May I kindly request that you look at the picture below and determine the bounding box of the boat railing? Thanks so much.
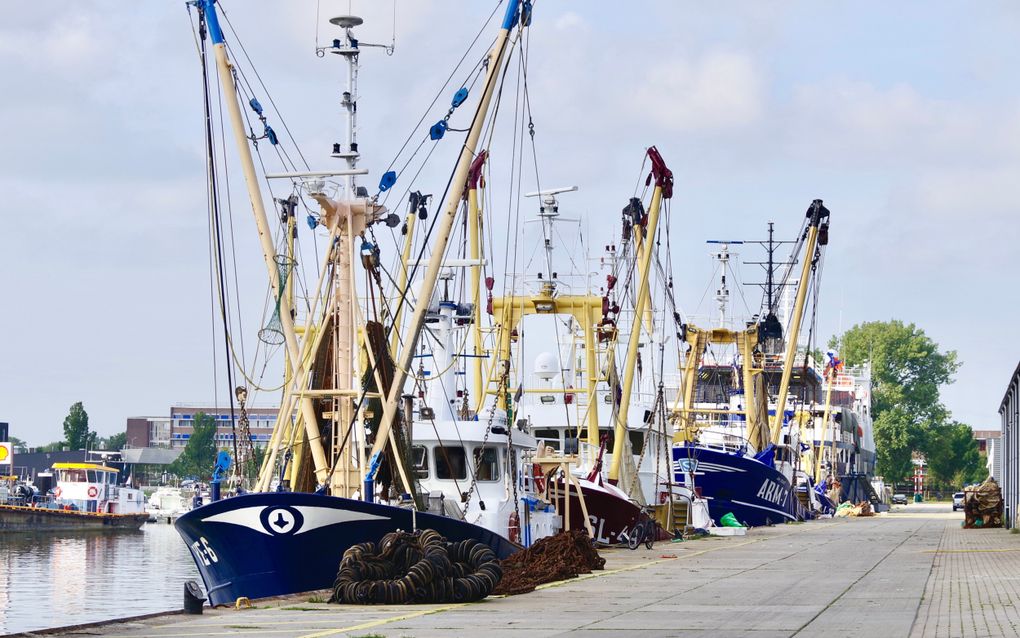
[690,425,754,456]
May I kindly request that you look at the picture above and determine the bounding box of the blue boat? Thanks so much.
[673,444,803,527]
[175,492,519,606]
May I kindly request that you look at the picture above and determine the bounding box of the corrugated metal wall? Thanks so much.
[1000,362,1020,529]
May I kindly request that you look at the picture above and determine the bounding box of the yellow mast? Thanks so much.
[390,204,418,357]
[608,147,673,483]
[205,11,331,483]
[815,366,835,481]
[467,152,488,407]
[769,200,830,446]
[368,1,525,477]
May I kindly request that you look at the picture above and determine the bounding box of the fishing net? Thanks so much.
[493,529,606,596]
[258,254,296,345]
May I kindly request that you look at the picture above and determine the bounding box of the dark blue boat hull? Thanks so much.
[174,492,519,606]
[672,445,802,527]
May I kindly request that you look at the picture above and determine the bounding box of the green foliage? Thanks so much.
[8,436,28,453]
[169,413,218,480]
[923,421,985,489]
[96,432,127,451]
[833,320,961,484]
[835,320,958,422]
[62,401,96,450]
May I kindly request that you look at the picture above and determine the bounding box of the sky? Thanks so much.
[1,1,1018,446]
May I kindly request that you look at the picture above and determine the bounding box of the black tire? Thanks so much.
[644,525,655,550]
[627,522,642,550]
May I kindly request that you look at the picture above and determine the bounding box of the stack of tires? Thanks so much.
[330,529,502,604]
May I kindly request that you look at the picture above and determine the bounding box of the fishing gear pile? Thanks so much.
[493,529,606,596]
[329,529,502,604]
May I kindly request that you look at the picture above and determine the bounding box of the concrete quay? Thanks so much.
[28,503,1020,638]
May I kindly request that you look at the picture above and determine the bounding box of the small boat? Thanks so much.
[0,463,147,532]
[146,486,192,523]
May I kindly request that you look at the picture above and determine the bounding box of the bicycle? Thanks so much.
[619,506,657,550]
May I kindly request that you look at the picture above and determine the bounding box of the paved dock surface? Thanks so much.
[26,503,1020,638]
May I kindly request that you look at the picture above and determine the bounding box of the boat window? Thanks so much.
[87,470,98,483]
[435,446,467,480]
[540,395,556,404]
[629,431,645,456]
[533,428,560,451]
[411,445,429,479]
[473,447,500,482]
[61,469,86,483]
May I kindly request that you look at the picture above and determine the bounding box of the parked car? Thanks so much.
[892,493,908,505]
[953,492,965,511]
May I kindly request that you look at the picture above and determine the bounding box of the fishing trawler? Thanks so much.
[670,202,832,527]
[174,0,560,606]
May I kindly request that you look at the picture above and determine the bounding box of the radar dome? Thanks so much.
[534,352,559,381]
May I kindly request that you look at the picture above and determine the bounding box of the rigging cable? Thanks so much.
[198,10,241,470]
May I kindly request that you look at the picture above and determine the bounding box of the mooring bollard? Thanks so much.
[184,580,207,614]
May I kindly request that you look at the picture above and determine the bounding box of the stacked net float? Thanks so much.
[330,529,503,604]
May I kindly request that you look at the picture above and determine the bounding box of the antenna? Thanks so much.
[706,240,743,328]
[524,186,579,290]
[321,10,395,197]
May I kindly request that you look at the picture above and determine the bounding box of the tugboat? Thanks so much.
[0,462,147,532]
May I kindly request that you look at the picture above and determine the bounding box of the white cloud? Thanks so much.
[634,51,764,133]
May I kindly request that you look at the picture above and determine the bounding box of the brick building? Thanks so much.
[126,405,279,449]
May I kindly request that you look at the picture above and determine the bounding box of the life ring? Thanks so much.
[88,486,98,498]
[54,487,62,498]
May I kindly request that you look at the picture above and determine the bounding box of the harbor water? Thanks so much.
[0,523,199,635]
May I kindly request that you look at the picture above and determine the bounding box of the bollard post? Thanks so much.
[184,580,207,614]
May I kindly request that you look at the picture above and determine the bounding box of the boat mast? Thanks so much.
[367,1,526,487]
[198,0,331,481]
[769,200,830,445]
[608,147,673,483]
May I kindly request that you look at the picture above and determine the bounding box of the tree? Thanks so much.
[96,432,127,451]
[924,421,986,489]
[8,436,28,453]
[62,402,97,450]
[833,320,961,484]
[169,412,218,480]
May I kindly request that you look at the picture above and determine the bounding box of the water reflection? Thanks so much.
[0,523,199,635]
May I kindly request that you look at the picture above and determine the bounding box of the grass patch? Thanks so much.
[280,606,329,611]
[1010,527,1019,535]
[306,594,327,603]
[226,626,261,630]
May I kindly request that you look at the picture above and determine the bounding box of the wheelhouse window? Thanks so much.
[473,447,500,482]
[60,469,86,482]
[435,446,467,480]
[533,429,560,451]
[411,445,429,479]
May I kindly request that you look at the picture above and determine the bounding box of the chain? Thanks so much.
[235,386,257,487]
[462,359,510,512]
[508,408,520,524]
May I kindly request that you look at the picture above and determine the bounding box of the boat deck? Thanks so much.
[32,503,1016,637]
